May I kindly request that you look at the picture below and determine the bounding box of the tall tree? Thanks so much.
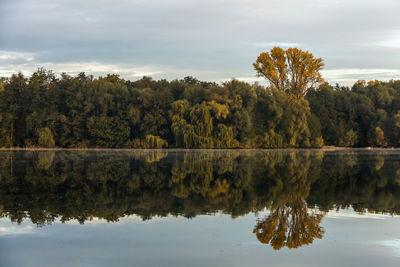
[253,47,324,98]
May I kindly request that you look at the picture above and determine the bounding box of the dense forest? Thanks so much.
[1,150,400,249]
[1,48,400,148]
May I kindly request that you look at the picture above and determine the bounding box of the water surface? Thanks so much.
[1,149,400,266]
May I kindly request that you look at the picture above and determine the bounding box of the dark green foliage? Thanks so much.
[1,69,400,148]
[87,116,130,148]
[307,80,400,147]
[1,150,400,241]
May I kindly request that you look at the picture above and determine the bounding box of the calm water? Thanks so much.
[1,149,400,266]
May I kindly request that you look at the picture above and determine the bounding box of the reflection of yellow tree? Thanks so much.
[253,151,325,250]
[261,151,322,209]
[253,199,325,250]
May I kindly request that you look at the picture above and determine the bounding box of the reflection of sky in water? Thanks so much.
[0,224,34,236]
[1,150,400,266]
[326,208,391,220]
[379,240,400,256]
[1,208,400,267]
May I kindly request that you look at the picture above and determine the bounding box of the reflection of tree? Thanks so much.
[36,151,55,170]
[1,149,400,233]
[132,150,168,163]
[252,151,325,250]
[253,199,325,250]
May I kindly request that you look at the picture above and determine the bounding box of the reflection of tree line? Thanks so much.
[1,150,400,249]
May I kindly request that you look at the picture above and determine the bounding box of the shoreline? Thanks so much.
[0,146,397,151]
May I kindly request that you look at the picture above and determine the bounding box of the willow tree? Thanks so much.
[253,47,324,98]
[37,127,55,147]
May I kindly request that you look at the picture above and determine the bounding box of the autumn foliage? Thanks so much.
[253,47,324,98]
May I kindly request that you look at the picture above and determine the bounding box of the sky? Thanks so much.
[2,211,400,267]
[1,0,400,85]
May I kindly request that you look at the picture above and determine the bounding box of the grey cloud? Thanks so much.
[1,0,400,84]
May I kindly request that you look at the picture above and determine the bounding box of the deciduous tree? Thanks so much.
[253,47,324,98]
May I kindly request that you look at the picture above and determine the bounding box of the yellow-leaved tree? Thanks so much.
[253,47,324,98]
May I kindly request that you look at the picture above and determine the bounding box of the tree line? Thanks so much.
[1,47,400,148]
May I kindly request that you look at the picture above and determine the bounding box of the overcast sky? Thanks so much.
[1,0,400,85]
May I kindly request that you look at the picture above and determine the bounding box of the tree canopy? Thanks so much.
[253,47,324,98]
[1,49,400,148]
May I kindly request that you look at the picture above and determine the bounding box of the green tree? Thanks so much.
[374,127,387,147]
[339,130,358,147]
[87,116,130,147]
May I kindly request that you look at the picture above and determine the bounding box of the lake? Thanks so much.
[1,149,400,266]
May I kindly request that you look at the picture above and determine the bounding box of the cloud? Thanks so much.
[245,42,301,48]
[0,50,229,81]
[0,51,35,61]
[2,48,399,86]
[227,69,400,87]
[0,50,162,78]
[226,76,263,83]
[376,33,400,48]
[1,0,400,83]
[322,69,400,85]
